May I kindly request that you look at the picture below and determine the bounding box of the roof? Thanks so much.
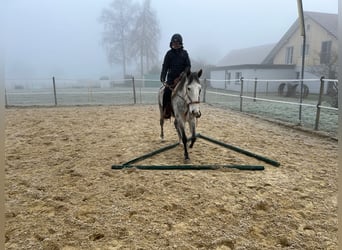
[262,11,337,64]
[216,44,275,66]
[210,64,295,72]
[306,11,337,38]
[216,12,337,67]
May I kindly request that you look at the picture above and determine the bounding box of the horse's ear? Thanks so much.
[198,69,202,78]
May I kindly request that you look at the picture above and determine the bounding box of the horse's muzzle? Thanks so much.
[193,110,201,118]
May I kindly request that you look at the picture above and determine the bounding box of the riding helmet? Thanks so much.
[170,33,183,47]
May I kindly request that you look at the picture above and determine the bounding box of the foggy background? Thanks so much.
[4,0,338,79]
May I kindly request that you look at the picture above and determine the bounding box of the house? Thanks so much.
[263,11,338,77]
[209,11,338,95]
[217,44,276,66]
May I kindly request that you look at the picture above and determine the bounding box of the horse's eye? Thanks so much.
[187,87,191,91]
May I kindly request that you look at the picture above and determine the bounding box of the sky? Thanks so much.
[4,0,338,79]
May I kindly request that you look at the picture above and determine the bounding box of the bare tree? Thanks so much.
[308,50,338,79]
[99,0,139,78]
[130,0,160,77]
[307,49,338,107]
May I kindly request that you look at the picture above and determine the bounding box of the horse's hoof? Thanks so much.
[184,158,191,164]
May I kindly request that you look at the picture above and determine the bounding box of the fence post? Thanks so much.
[132,76,136,104]
[203,78,207,103]
[253,77,257,102]
[314,76,325,130]
[52,76,57,106]
[5,88,8,107]
[240,77,244,112]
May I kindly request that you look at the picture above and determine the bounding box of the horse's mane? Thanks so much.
[171,72,187,97]
[171,68,199,98]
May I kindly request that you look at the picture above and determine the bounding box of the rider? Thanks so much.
[160,33,191,118]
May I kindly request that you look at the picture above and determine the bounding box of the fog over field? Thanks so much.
[4,0,338,79]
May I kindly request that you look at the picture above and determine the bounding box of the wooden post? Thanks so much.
[52,76,57,106]
[314,76,325,130]
[253,77,257,102]
[203,78,207,103]
[5,88,8,107]
[132,76,136,104]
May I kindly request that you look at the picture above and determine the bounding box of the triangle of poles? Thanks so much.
[111,133,280,171]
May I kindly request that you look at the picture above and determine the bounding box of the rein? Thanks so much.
[162,82,174,89]
[162,75,181,90]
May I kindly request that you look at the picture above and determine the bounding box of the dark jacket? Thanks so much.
[160,47,191,85]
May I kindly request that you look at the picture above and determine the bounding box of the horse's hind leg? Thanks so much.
[159,89,165,141]
[160,117,164,140]
[159,102,165,140]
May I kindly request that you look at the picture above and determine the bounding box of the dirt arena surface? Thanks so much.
[5,104,337,249]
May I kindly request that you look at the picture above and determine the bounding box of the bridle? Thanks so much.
[163,76,201,118]
[176,83,201,118]
[177,91,200,106]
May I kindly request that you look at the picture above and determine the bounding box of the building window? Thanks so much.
[285,46,293,64]
[235,72,242,85]
[320,41,332,64]
[301,44,309,56]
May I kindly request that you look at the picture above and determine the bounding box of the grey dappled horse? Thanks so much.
[158,68,203,161]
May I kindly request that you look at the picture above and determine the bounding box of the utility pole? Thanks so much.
[297,0,306,125]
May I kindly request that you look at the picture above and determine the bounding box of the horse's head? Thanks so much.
[184,68,202,118]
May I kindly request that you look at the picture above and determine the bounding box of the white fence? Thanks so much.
[203,76,338,137]
[4,76,338,137]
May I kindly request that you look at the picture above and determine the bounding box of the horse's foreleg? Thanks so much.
[174,119,182,145]
[180,128,189,160]
[175,118,189,160]
[189,119,197,148]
